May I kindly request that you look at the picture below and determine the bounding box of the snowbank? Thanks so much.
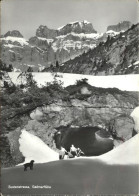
[18,129,58,165]
[9,72,139,92]
[90,134,139,165]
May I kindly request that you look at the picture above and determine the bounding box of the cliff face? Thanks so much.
[58,24,139,75]
[36,25,58,38]
[1,80,138,167]
[0,35,50,71]
[29,91,136,128]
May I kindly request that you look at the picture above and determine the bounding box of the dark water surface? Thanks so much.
[55,127,113,155]
[1,159,138,195]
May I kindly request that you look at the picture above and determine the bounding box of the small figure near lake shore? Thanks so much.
[70,144,77,157]
[59,147,68,160]
[76,147,84,157]
[59,145,84,159]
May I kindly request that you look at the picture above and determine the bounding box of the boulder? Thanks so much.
[108,115,135,147]
[25,120,58,151]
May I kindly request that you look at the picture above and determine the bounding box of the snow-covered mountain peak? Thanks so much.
[68,20,91,26]
[83,20,91,24]
[57,20,97,35]
[58,20,91,30]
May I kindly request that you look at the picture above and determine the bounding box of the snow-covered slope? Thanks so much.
[18,129,58,164]
[90,134,139,165]
[9,72,139,92]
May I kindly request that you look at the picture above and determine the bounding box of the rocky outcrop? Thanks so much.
[7,128,24,165]
[29,97,136,128]
[29,36,52,50]
[108,115,135,147]
[25,120,58,151]
[4,30,23,38]
[107,21,132,32]
[1,41,49,72]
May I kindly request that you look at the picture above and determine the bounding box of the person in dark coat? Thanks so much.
[77,148,84,157]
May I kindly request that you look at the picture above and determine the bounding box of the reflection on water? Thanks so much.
[54,126,114,156]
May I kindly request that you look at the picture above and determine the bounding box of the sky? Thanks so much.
[1,0,139,39]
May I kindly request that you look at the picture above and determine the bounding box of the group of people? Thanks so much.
[59,144,84,160]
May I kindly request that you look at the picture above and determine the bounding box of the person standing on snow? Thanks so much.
[59,147,68,160]
[70,144,77,157]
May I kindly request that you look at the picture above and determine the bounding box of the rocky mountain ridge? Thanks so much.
[0,20,134,72]
[54,23,139,75]
[36,20,97,38]
[107,21,132,32]
[3,30,24,38]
